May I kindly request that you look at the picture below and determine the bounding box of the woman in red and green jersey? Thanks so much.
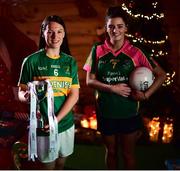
[84,6,166,170]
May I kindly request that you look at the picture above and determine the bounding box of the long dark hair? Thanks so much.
[39,15,71,55]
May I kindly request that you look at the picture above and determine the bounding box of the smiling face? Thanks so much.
[43,21,65,50]
[106,17,127,44]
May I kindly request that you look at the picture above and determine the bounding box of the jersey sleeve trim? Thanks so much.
[71,84,80,88]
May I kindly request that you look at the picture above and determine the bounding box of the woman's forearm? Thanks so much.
[56,88,79,122]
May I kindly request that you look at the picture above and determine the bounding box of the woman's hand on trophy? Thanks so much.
[24,90,30,103]
[42,124,50,133]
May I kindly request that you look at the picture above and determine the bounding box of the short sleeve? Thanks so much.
[83,44,97,74]
[140,50,157,69]
[71,59,80,88]
[17,57,33,87]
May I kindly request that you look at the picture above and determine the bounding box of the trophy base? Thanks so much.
[37,128,50,136]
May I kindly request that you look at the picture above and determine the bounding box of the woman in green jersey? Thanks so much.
[18,15,79,170]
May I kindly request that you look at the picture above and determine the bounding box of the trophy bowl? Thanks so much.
[33,81,48,102]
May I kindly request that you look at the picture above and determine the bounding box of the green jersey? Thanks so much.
[18,49,80,133]
[83,40,156,119]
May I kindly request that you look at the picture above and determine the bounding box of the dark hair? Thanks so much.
[105,6,128,25]
[39,15,71,55]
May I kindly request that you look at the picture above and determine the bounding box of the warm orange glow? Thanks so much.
[89,116,97,130]
[148,117,160,142]
[80,114,97,130]
[147,117,174,143]
[162,122,173,143]
[80,119,89,128]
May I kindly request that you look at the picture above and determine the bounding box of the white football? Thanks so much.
[129,67,154,91]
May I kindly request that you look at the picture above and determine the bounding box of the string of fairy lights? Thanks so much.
[122,1,175,86]
[125,33,168,46]
[121,2,164,20]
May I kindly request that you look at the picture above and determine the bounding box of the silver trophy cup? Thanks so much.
[32,80,48,129]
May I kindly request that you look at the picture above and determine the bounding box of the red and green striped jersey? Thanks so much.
[83,39,156,119]
[18,49,80,133]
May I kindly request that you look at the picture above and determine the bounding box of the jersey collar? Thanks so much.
[104,39,130,57]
